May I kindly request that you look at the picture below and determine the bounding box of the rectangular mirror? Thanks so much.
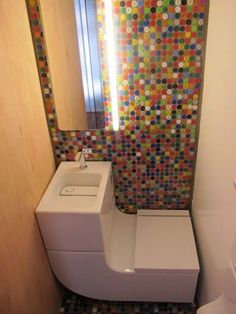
[40,0,105,130]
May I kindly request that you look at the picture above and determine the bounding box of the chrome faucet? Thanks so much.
[74,148,92,169]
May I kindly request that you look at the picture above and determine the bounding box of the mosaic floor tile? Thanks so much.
[60,290,197,314]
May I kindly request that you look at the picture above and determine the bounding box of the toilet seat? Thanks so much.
[134,210,199,273]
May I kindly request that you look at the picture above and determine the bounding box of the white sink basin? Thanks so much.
[37,161,111,213]
[36,161,114,251]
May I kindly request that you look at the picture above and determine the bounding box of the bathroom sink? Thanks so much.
[37,161,112,213]
[57,172,101,196]
[36,161,113,251]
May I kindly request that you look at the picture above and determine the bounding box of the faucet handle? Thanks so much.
[74,151,87,169]
[74,151,82,162]
[74,148,92,163]
[82,148,93,155]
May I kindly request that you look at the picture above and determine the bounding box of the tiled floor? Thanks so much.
[60,290,197,314]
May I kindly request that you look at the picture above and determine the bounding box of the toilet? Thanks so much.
[36,161,199,302]
[197,240,236,313]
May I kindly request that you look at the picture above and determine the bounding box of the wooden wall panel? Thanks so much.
[0,1,61,313]
[40,0,87,130]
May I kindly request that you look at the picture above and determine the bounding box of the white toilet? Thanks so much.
[36,161,199,302]
[197,241,236,313]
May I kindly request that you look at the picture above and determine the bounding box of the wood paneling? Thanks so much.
[40,0,87,130]
[0,1,61,313]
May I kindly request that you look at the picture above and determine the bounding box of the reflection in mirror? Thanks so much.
[74,0,104,129]
[40,0,105,130]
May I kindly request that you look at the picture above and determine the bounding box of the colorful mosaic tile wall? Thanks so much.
[27,0,208,213]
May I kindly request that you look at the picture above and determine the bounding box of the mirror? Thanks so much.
[40,0,105,130]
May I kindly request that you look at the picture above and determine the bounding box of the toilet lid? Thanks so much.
[134,212,200,273]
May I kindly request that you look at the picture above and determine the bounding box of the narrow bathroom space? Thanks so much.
[1,0,236,313]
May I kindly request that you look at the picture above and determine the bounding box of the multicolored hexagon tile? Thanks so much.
[60,289,197,313]
[26,0,208,213]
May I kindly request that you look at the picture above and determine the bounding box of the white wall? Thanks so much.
[192,0,236,306]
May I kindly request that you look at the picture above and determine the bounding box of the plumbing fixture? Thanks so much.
[74,148,92,169]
